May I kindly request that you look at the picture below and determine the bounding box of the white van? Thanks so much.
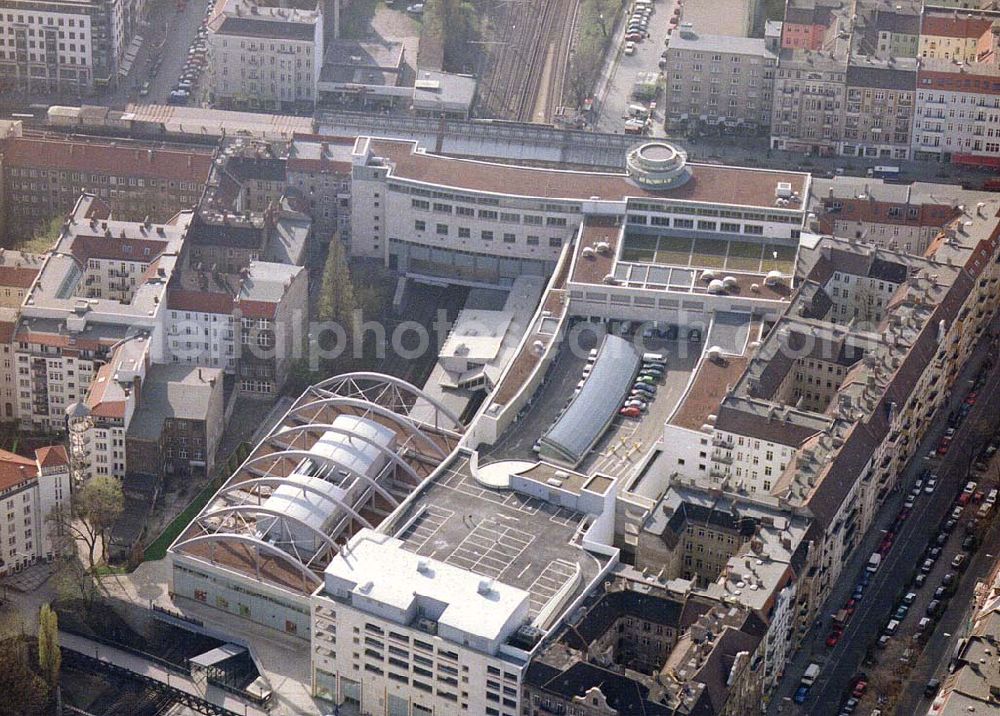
[801,663,820,686]
[866,552,882,573]
[643,352,666,363]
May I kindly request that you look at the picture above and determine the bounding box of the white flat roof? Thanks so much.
[440,309,514,364]
[323,530,530,649]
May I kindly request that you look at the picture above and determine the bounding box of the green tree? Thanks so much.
[317,236,356,328]
[36,603,60,686]
[422,0,479,71]
[0,635,50,715]
[49,476,124,571]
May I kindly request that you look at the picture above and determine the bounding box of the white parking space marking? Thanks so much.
[527,559,579,616]
[445,521,535,580]
[399,506,454,553]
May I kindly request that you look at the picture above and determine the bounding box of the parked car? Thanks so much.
[406,3,425,13]
[925,679,941,697]
[794,685,810,704]
[620,406,641,418]
[920,559,935,574]
[962,534,978,551]
[925,477,938,493]
[952,553,967,570]
[826,627,843,647]
[623,41,637,55]
[914,573,928,588]
[893,605,908,621]
[952,505,965,520]
[926,600,942,616]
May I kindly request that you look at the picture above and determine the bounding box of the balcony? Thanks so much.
[712,450,734,464]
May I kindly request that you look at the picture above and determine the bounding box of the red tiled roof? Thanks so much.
[237,299,276,319]
[0,265,40,289]
[14,331,114,351]
[69,235,170,263]
[370,139,810,209]
[921,14,993,38]
[85,363,125,419]
[0,448,37,492]
[1,136,214,182]
[35,445,68,469]
[168,289,235,314]
[916,69,1000,96]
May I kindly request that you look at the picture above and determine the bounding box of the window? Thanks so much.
[436,224,448,235]
[481,230,494,241]
[458,227,470,238]
[414,220,425,231]
[503,233,515,244]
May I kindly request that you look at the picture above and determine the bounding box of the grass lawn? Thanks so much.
[142,479,219,561]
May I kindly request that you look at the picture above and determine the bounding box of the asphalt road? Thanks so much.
[593,0,679,134]
[898,459,1000,713]
[769,322,1000,715]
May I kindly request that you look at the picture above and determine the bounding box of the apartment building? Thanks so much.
[770,49,849,154]
[0,0,129,94]
[285,133,353,241]
[912,58,1000,168]
[164,261,306,395]
[853,2,921,60]
[0,445,69,575]
[918,10,998,63]
[841,60,916,159]
[235,261,306,395]
[781,0,838,50]
[0,131,212,237]
[810,176,963,254]
[664,29,777,135]
[204,0,323,111]
[16,194,189,435]
[524,572,769,716]
[125,363,224,479]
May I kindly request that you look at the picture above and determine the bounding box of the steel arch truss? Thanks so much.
[312,372,463,434]
[266,422,424,489]
[172,533,323,591]
[194,504,340,570]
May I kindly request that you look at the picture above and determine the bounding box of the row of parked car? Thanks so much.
[623,0,654,56]
[168,2,211,104]
[619,353,667,418]
[799,365,996,712]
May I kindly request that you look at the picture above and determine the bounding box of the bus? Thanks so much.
[868,165,901,180]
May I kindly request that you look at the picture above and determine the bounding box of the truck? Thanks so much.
[866,552,882,573]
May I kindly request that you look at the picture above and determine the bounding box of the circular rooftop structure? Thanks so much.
[626,141,692,190]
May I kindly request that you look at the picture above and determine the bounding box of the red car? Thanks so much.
[844,599,857,617]
[852,679,868,699]
[620,406,641,418]
[625,32,643,41]
[937,438,951,455]
[826,628,843,647]
[878,536,893,555]
[958,492,971,506]
[966,392,978,405]
[898,507,911,521]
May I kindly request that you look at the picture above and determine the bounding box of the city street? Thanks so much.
[768,319,1000,715]
[897,458,1000,713]
[592,0,678,134]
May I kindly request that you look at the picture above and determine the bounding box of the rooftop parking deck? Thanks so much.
[387,455,607,620]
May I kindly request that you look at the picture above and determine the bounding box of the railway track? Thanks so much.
[477,0,578,123]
